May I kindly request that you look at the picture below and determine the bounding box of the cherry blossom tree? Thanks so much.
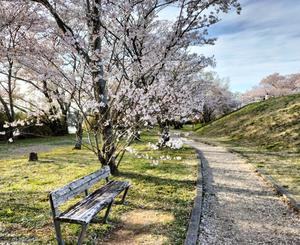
[200,72,239,123]
[144,50,212,146]
[243,72,300,103]
[0,1,74,138]
[0,2,42,138]
[0,0,241,173]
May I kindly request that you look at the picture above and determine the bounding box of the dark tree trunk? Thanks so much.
[73,112,83,150]
[5,128,14,140]
[92,61,117,174]
[98,148,118,175]
[102,120,117,175]
[108,156,118,175]
[7,60,15,122]
[47,117,68,136]
[61,111,69,135]
[0,60,15,140]
[202,104,214,124]
[158,120,170,148]
[173,121,183,129]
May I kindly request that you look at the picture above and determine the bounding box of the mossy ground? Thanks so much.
[0,131,197,244]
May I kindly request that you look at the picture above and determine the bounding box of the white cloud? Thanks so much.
[195,0,300,92]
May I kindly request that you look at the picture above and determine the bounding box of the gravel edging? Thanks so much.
[252,165,299,213]
[225,147,300,213]
[184,149,203,245]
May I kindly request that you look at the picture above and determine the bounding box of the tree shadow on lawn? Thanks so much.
[119,171,195,188]
[0,180,193,245]
[0,153,195,244]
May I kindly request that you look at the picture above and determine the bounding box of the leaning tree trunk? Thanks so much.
[87,2,118,175]
[92,52,118,174]
[5,125,14,140]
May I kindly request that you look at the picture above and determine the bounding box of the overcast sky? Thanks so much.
[160,0,300,92]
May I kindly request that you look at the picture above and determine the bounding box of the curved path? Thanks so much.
[185,139,300,245]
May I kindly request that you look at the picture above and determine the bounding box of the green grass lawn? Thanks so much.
[0,131,197,244]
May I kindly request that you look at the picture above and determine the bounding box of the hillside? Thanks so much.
[197,94,300,152]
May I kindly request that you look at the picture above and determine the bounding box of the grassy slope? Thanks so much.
[197,94,300,152]
[0,132,197,244]
[195,94,300,202]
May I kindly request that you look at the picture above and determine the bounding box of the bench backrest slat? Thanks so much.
[50,166,110,208]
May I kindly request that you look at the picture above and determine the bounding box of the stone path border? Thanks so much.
[253,166,300,212]
[184,150,203,245]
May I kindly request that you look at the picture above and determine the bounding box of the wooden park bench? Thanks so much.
[49,166,130,245]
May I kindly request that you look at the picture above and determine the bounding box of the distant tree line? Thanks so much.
[242,72,300,104]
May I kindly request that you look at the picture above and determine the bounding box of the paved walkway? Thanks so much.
[185,139,300,245]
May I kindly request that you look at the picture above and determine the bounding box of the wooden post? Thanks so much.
[29,152,38,161]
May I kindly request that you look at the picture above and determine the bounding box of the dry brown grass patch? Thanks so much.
[99,209,174,245]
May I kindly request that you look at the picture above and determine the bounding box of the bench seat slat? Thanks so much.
[57,180,130,224]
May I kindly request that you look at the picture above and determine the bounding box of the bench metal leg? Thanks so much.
[77,224,88,245]
[103,201,113,224]
[90,217,102,224]
[53,220,64,245]
[121,186,130,204]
